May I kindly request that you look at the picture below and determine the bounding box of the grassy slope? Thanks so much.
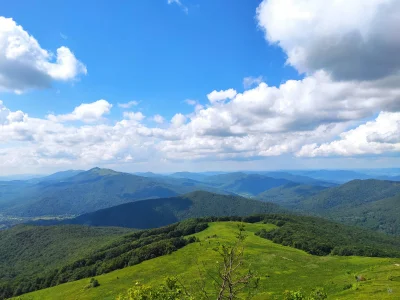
[21,222,400,300]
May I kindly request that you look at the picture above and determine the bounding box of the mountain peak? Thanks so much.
[87,167,120,176]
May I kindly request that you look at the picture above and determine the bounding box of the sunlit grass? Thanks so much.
[20,222,400,299]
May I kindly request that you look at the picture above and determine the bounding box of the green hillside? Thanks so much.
[257,183,327,206]
[0,220,207,299]
[38,191,282,229]
[0,225,132,298]
[19,221,400,300]
[330,194,400,235]
[271,179,400,235]
[299,179,400,213]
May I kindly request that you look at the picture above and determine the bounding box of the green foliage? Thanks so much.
[0,219,208,299]
[283,288,326,300]
[17,221,400,300]
[308,287,327,300]
[330,194,400,235]
[0,225,131,299]
[89,278,99,288]
[116,278,193,300]
[255,214,400,257]
[283,290,306,300]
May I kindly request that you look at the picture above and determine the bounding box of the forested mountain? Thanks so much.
[257,182,328,206]
[0,168,229,218]
[289,170,373,183]
[248,171,336,187]
[202,172,294,196]
[298,179,400,213]
[329,194,400,235]
[261,179,400,235]
[35,170,84,182]
[0,225,132,298]
[31,191,282,229]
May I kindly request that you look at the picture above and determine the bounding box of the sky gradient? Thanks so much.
[0,0,399,175]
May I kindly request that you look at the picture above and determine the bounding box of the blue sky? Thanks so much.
[0,0,399,175]
[1,0,299,120]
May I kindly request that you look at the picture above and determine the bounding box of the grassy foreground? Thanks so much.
[19,222,400,299]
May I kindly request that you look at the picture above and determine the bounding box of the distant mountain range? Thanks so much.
[268,179,400,235]
[30,191,283,229]
[0,168,336,219]
[2,167,400,236]
[0,168,229,217]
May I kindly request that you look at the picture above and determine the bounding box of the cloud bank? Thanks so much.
[1,0,400,172]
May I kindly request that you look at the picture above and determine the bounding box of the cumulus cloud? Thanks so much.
[153,114,165,124]
[207,89,237,104]
[171,113,187,128]
[297,112,400,157]
[123,111,145,122]
[118,101,139,109]
[257,0,400,80]
[0,17,87,93]
[47,100,112,123]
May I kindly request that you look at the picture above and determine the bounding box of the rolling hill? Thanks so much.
[329,194,400,235]
[257,182,328,206]
[0,168,229,218]
[272,179,400,235]
[31,191,283,229]
[289,170,373,183]
[249,171,336,187]
[298,179,400,213]
[203,172,293,196]
[0,224,133,299]
[15,217,400,300]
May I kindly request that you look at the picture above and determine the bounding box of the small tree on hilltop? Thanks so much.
[199,223,259,300]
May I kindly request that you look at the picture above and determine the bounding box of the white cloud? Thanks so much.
[0,17,87,93]
[256,0,400,80]
[118,101,139,109]
[153,114,165,124]
[123,111,145,122]
[185,99,197,106]
[171,113,187,128]
[60,33,68,40]
[207,89,237,104]
[167,0,188,14]
[297,112,400,157]
[47,100,112,123]
[185,99,204,112]
[243,76,263,89]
